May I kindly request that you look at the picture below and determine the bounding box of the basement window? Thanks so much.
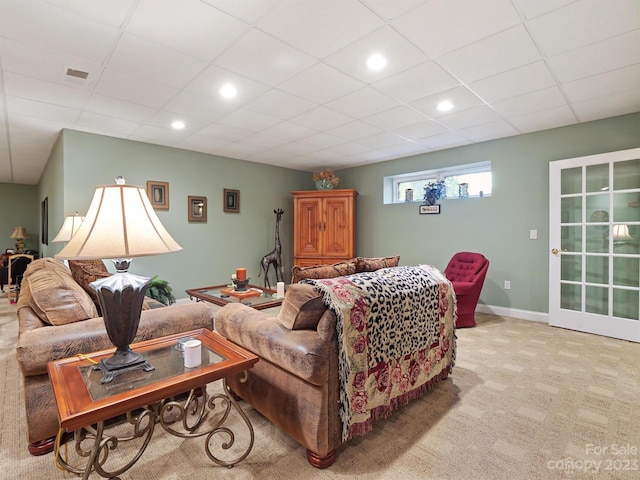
[384,161,492,204]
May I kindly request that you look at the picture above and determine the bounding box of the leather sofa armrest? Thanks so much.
[17,302,213,376]
[215,303,335,386]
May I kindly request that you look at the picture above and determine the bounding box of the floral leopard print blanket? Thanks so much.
[305,265,457,441]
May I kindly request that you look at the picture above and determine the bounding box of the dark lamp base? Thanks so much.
[93,348,155,384]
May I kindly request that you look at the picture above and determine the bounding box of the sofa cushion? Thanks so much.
[277,283,326,330]
[23,266,98,326]
[355,255,400,273]
[68,260,112,311]
[291,260,356,284]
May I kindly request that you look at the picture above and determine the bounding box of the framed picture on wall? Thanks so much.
[188,196,207,222]
[146,181,169,210]
[41,197,48,245]
[224,189,239,213]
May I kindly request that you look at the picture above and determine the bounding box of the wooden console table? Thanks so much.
[48,329,258,479]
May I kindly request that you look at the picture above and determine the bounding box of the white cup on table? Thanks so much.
[183,339,202,368]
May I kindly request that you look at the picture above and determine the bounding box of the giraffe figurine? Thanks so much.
[259,208,285,288]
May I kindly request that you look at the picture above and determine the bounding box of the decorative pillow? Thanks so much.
[22,257,69,280]
[24,266,98,326]
[277,283,326,330]
[355,256,400,273]
[291,260,356,284]
[68,260,112,311]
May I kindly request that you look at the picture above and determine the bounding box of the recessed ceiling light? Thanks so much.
[437,100,454,112]
[220,83,237,99]
[366,53,387,71]
[171,120,185,130]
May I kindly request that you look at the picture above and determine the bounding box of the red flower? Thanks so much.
[353,371,366,390]
[352,334,366,354]
[409,360,420,385]
[352,391,368,414]
[350,299,366,331]
[392,363,402,384]
[374,364,389,392]
[399,374,409,393]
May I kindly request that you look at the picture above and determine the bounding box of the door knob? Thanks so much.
[551,248,567,254]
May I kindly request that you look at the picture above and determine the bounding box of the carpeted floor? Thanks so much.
[1,294,639,479]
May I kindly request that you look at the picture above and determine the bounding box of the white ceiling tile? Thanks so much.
[127,0,248,62]
[239,133,290,150]
[514,0,575,19]
[215,29,316,86]
[255,0,384,58]
[261,121,316,142]
[0,39,103,89]
[392,121,450,141]
[491,87,567,118]
[244,89,316,121]
[106,34,207,89]
[326,121,383,141]
[321,141,371,157]
[215,142,265,158]
[277,64,364,104]
[128,125,188,146]
[41,0,134,27]
[572,88,640,122]
[411,86,485,118]
[363,105,427,130]
[360,0,426,20]
[218,108,282,132]
[145,110,211,134]
[437,25,542,83]
[291,106,353,130]
[75,111,141,135]
[468,61,557,103]
[326,87,397,118]
[177,134,230,152]
[5,96,80,124]
[84,94,156,123]
[163,91,235,123]
[0,0,119,63]
[527,0,640,57]
[94,69,178,108]
[324,26,429,83]
[507,105,577,132]
[437,106,503,130]
[563,65,640,103]
[185,65,271,106]
[548,30,640,83]
[202,0,286,24]
[195,122,253,143]
[3,72,90,108]
[392,0,522,58]
[457,120,520,142]
[357,132,411,149]
[416,132,471,149]
[298,132,347,150]
[372,62,461,103]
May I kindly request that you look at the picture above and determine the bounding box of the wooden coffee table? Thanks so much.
[48,329,258,479]
[186,284,284,310]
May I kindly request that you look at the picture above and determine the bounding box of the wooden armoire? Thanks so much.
[292,189,358,267]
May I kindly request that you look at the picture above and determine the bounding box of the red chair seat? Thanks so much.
[444,252,489,328]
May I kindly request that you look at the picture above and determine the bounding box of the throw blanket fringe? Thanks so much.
[306,265,456,441]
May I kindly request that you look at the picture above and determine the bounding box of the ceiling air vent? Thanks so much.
[65,68,89,80]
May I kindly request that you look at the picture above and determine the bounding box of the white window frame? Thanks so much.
[384,161,492,204]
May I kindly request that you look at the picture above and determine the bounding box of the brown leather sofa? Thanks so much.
[215,259,456,468]
[15,258,214,455]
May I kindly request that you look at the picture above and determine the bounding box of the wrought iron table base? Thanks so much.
[55,379,254,480]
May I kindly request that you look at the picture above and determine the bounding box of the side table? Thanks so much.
[48,329,258,479]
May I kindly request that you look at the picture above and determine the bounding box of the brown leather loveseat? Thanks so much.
[15,258,214,455]
[215,258,456,468]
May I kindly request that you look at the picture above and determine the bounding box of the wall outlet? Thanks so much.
[504,280,511,290]
[529,229,538,239]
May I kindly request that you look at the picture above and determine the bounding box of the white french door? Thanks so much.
[549,148,640,342]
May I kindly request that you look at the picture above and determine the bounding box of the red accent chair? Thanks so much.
[444,252,489,328]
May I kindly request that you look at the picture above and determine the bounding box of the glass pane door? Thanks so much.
[549,148,640,342]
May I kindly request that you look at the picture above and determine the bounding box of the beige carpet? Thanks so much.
[1,295,639,480]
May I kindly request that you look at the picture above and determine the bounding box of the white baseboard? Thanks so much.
[476,304,549,323]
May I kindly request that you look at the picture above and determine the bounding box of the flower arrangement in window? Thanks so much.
[313,168,340,190]
[423,180,446,205]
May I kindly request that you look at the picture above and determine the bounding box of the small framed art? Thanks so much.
[419,204,440,215]
[224,189,240,213]
[188,196,207,222]
[147,181,169,210]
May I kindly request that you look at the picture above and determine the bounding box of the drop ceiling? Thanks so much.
[0,0,639,185]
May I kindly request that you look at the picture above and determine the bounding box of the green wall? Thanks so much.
[0,183,39,253]
[339,112,640,316]
[51,130,310,296]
